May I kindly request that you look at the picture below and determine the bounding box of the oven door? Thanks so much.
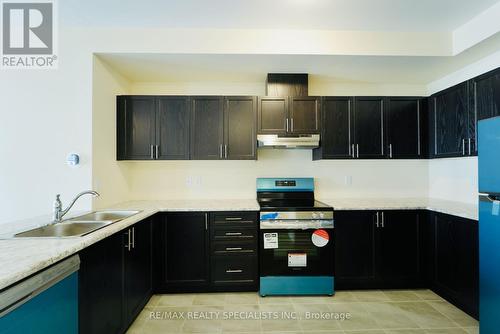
[260,227,334,277]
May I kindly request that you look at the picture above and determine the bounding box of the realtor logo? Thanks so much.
[1,0,58,69]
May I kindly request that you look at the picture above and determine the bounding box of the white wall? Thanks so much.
[92,57,132,208]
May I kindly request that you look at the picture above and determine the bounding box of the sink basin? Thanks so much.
[68,210,141,223]
[14,222,112,238]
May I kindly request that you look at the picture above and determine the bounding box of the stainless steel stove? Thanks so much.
[257,177,334,296]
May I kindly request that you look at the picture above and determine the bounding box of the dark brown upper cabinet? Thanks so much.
[352,97,385,159]
[257,96,320,135]
[190,96,224,160]
[385,97,423,159]
[117,96,190,160]
[224,96,257,160]
[313,97,353,160]
[471,67,500,144]
[191,96,257,160]
[430,82,476,158]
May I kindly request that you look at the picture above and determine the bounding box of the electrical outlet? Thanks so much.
[344,176,353,186]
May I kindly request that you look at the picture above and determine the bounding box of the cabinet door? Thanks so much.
[117,96,156,160]
[156,97,190,160]
[377,210,421,286]
[335,211,377,289]
[385,98,422,158]
[163,213,209,289]
[224,96,256,160]
[124,221,152,327]
[314,97,353,159]
[257,97,288,134]
[432,82,469,157]
[289,97,320,134]
[433,213,478,317]
[353,97,384,158]
[191,97,224,160]
[79,233,124,334]
[473,68,500,121]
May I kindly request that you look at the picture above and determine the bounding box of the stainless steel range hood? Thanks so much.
[257,134,320,149]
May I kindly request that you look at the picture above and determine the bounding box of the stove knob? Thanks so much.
[312,213,318,219]
[319,212,325,219]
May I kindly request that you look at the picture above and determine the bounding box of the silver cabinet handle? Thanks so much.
[155,145,159,159]
[150,145,154,159]
[132,227,136,249]
[381,212,385,228]
[389,144,393,158]
[219,144,223,159]
[205,213,208,230]
[468,138,471,156]
[226,247,243,251]
[226,269,243,273]
[375,212,379,228]
[356,144,359,158]
[351,144,355,158]
[290,118,294,132]
[286,118,289,132]
[462,139,466,155]
[225,232,242,236]
[125,229,131,251]
[224,144,228,159]
[225,217,242,221]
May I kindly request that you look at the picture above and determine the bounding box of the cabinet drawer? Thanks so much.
[211,255,257,285]
[211,227,257,241]
[212,240,257,255]
[211,212,258,228]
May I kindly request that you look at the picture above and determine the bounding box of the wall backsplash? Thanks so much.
[117,150,429,201]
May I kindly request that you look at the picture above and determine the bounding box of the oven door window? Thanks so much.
[260,229,334,276]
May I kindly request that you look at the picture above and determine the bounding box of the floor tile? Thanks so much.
[382,290,421,301]
[331,291,358,303]
[426,301,478,327]
[391,302,459,329]
[351,290,390,302]
[329,302,381,331]
[193,293,227,306]
[156,293,196,307]
[384,330,426,334]
[225,292,260,305]
[412,290,443,301]
[361,301,420,329]
[424,328,468,333]
[259,295,293,304]
[462,327,479,334]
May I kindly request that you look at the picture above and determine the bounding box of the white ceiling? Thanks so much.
[62,0,499,32]
[98,30,500,85]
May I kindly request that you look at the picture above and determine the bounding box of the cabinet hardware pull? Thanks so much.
[205,213,208,230]
[291,118,294,131]
[226,269,243,273]
[375,212,379,228]
[389,144,393,158]
[462,139,465,155]
[225,232,242,236]
[155,145,159,159]
[351,144,355,158]
[225,217,242,221]
[150,145,154,159]
[286,118,289,132]
[125,229,131,251]
[468,138,471,156]
[226,247,242,251]
[356,144,359,158]
[219,144,223,159]
[381,212,385,228]
[132,227,135,249]
[224,144,228,159]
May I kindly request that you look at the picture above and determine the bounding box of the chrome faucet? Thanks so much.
[53,190,100,223]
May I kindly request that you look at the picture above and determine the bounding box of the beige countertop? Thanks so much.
[0,197,477,291]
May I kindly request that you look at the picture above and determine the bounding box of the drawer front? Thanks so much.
[212,227,257,241]
[212,240,257,255]
[211,212,258,228]
[211,255,257,284]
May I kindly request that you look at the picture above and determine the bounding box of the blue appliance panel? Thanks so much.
[260,276,334,296]
[478,116,500,194]
[0,272,78,334]
[256,178,314,192]
[479,197,500,334]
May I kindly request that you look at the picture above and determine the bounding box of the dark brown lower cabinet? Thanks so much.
[79,219,152,334]
[335,210,422,289]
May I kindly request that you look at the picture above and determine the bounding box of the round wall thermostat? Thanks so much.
[66,154,80,166]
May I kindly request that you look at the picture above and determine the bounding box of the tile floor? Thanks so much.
[126,290,479,334]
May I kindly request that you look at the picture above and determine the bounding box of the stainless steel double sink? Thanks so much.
[14,211,141,238]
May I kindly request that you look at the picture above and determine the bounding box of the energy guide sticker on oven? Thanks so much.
[263,233,278,249]
[288,253,307,267]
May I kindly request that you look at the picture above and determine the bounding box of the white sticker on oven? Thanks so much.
[288,253,307,267]
[312,229,329,247]
[264,232,278,249]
